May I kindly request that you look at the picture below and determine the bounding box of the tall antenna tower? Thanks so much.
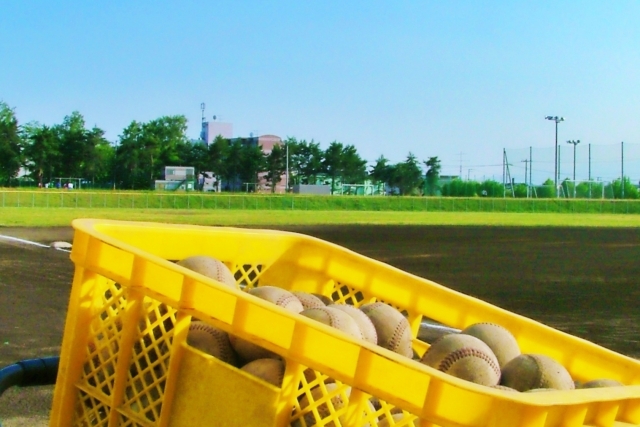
[200,103,206,143]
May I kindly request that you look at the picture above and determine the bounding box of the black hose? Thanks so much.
[0,357,59,397]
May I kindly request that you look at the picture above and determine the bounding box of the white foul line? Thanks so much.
[0,234,70,252]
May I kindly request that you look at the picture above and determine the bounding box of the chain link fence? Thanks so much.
[2,190,640,214]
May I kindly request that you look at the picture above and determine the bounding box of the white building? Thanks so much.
[201,120,233,145]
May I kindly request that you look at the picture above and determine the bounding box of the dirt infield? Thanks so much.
[1,225,640,424]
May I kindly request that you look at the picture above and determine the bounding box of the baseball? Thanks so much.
[360,302,413,357]
[328,304,378,345]
[312,293,334,305]
[229,286,303,362]
[177,255,236,288]
[187,321,238,366]
[293,291,327,310]
[240,358,285,388]
[295,383,375,427]
[500,354,575,391]
[420,333,501,386]
[301,307,363,340]
[578,378,623,388]
[249,286,304,313]
[297,383,351,427]
[228,334,281,364]
[377,413,418,427]
[460,322,520,368]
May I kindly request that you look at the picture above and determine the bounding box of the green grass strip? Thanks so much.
[2,207,640,227]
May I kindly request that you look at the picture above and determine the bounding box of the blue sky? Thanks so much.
[2,1,639,182]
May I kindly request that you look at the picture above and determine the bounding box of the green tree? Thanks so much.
[115,121,145,189]
[322,141,345,194]
[224,139,244,191]
[178,141,210,189]
[321,142,366,194]
[340,145,367,184]
[265,144,286,193]
[22,122,59,186]
[576,181,603,199]
[389,153,423,195]
[141,115,189,185]
[239,141,266,191]
[82,126,111,186]
[442,178,478,197]
[296,140,324,185]
[55,111,87,178]
[538,178,555,198]
[478,180,504,197]
[0,102,23,185]
[424,156,442,196]
[115,116,189,189]
[208,135,229,191]
[610,177,639,199]
[369,155,392,189]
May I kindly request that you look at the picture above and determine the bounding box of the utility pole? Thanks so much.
[522,159,529,197]
[503,149,506,198]
[545,116,565,197]
[529,146,532,194]
[622,141,625,199]
[588,143,592,199]
[285,142,289,193]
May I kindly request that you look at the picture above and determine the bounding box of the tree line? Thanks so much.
[0,102,444,194]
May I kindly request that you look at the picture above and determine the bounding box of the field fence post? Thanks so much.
[187,194,190,209]
[17,192,20,207]
[75,193,78,208]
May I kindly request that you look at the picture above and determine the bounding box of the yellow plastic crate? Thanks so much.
[50,219,640,427]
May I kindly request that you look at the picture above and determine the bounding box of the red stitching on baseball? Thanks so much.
[190,323,232,362]
[439,348,501,378]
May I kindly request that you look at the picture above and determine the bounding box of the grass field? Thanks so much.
[2,207,640,227]
[3,190,640,214]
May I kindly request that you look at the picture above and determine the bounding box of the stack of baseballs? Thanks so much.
[177,255,626,427]
[419,322,625,392]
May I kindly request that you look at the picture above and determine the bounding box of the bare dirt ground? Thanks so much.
[1,225,639,425]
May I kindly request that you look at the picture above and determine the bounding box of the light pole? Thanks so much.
[545,116,565,197]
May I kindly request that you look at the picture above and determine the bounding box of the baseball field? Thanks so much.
[1,205,640,425]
